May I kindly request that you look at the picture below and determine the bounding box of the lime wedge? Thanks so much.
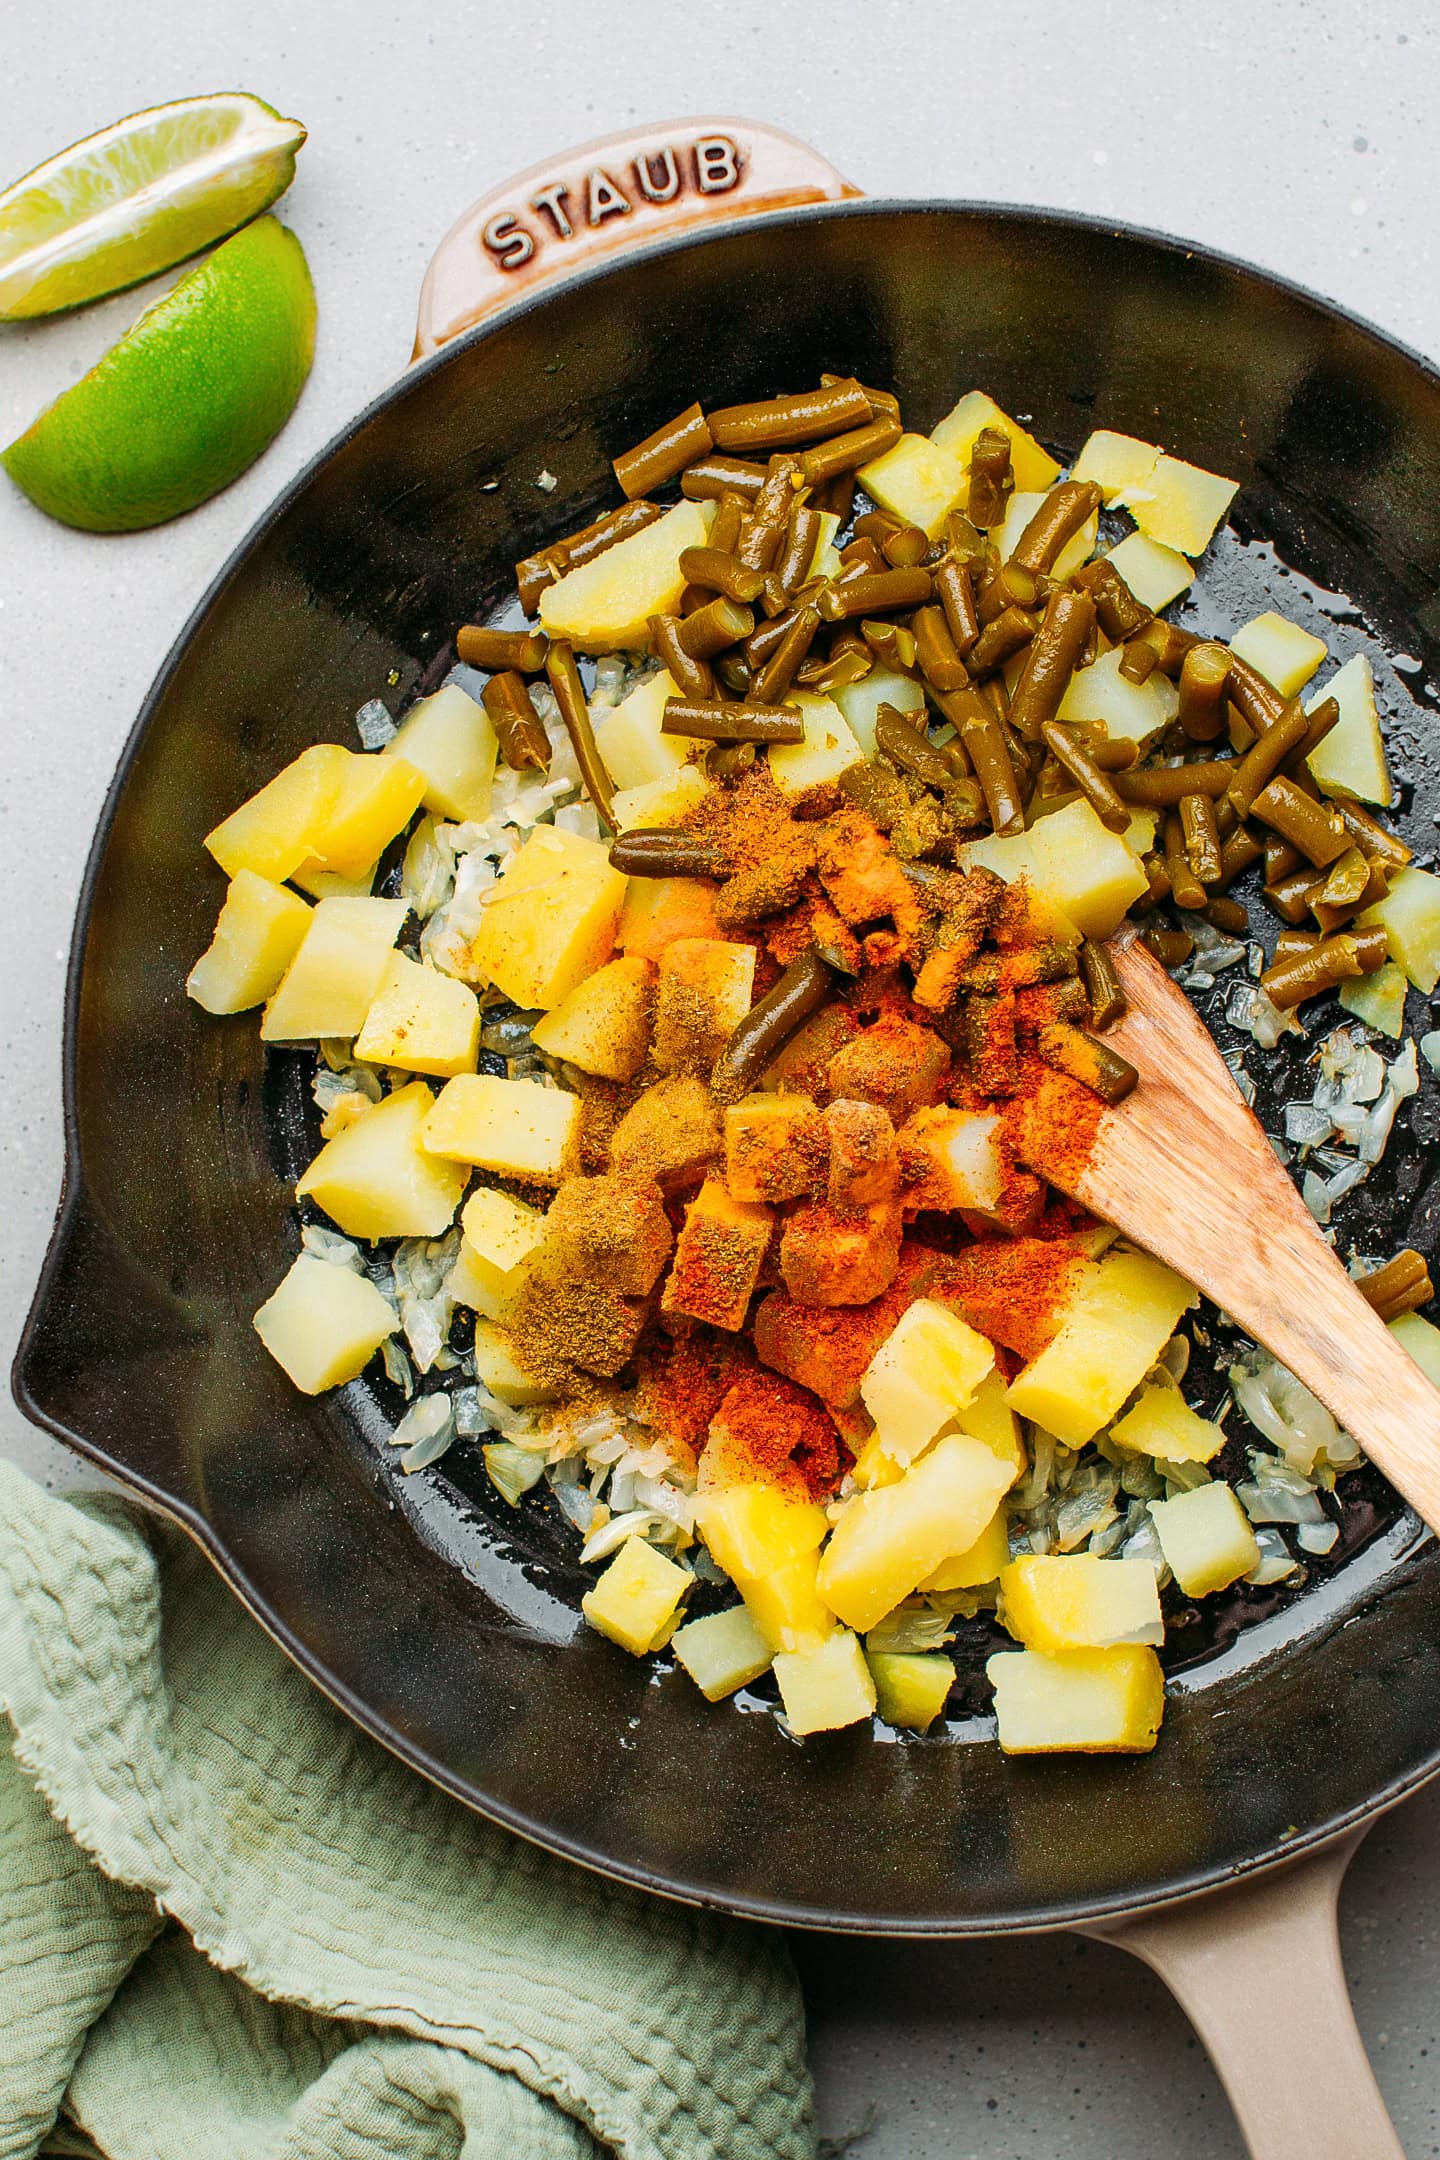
[0,91,306,319]
[2,215,316,530]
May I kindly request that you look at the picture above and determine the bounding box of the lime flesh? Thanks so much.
[1,215,317,531]
[0,91,305,319]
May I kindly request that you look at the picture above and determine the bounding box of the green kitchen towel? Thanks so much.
[0,1463,815,2160]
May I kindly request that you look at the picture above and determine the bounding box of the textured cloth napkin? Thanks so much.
[0,1462,815,2160]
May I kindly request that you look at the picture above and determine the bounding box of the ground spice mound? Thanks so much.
[635,1329,755,1456]
[703,1368,841,1499]
[926,1235,1085,1363]
[999,1053,1105,1197]
[752,1244,937,1408]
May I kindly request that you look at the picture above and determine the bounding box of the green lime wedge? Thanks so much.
[2,215,317,530]
[0,91,306,319]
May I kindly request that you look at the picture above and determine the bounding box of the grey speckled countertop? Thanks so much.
[4,4,1440,2152]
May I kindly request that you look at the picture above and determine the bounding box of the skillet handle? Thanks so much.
[412,118,861,358]
[1079,1829,1404,2159]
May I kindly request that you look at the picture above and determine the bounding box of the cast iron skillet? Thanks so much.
[13,118,1440,2155]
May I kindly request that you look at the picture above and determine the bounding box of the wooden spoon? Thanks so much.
[1012,922,1440,1531]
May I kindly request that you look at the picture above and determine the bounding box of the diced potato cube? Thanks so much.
[297,1079,468,1239]
[1229,612,1327,698]
[1391,1311,1440,1387]
[954,831,1082,945]
[671,1604,773,1700]
[459,1184,546,1300]
[204,743,348,882]
[694,1481,829,1580]
[296,749,427,879]
[1025,798,1149,940]
[739,1547,836,1656]
[187,870,311,1014]
[996,491,1096,579]
[850,1430,906,1491]
[291,862,378,901]
[470,824,627,1009]
[618,874,723,959]
[898,1106,1003,1214]
[1306,653,1393,806]
[471,1319,556,1405]
[818,1433,1017,1634]
[384,683,498,822]
[260,896,409,1043]
[609,1074,721,1188]
[954,1370,1026,1471]
[652,938,756,1072]
[581,1535,691,1656]
[779,1197,903,1308]
[930,391,1061,495]
[1068,430,1161,504]
[539,499,712,652]
[1358,865,1440,994]
[353,950,480,1078]
[807,508,843,582]
[1101,532,1192,612]
[1150,1482,1259,1597]
[920,1505,1011,1592]
[591,668,692,790]
[1056,645,1179,746]
[1339,960,1408,1038]
[530,955,654,1081]
[661,1173,771,1330]
[1119,452,1238,556]
[610,763,709,832]
[988,1645,1164,1753]
[999,1555,1163,1653]
[542,1173,673,1296]
[768,693,863,800]
[857,431,966,538]
[446,1238,505,1320]
[867,1650,954,1732]
[860,1299,996,1464]
[773,1628,876,1736]
[832,667,925,759]
[1005,1251,1198,1445]
[252,1252,398,1393]
[725,1092,823,1203]
[1110,1381,1225,1464]
[422,1072,580,1182]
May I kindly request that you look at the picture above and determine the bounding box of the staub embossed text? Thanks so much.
[480,135,744,272]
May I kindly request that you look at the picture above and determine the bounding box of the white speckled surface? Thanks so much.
[3,4,1439,2152]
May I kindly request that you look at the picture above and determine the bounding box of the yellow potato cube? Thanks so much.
[530,955,654,1080]
[1150,1482,1259,1597]
[446,1238,505,1321]
[670,1604,773,1700]
[1005,1251,1198,1445]
[458,1184,546,1304]
[773,1628,876,1736]
[204,743,348,882]
[1119,452,1238,556]
[187,870,311,1014]
[540,498,713,651]
[817,1434,1017,1634]
[353,950,481,1078]
[1390,1311,1440,1387]
[898,1106,1004,1215]
[694,1482,828,1581]
[472,1319,556,1405]
[857,431,967,538]
[1339,961,1407,1039]
[866,1650,954,1732]
[1025,797,1149,940]
[954,831,1082,945]
[1110,1381,1225,1464]
[930,390,1061,495]
[260,896,409,1043]
[1101,532,1193,612]
[1056,645,1179,746]
[860,1299,996,1465]
[996,490,1097,579]
[1229,611,1327,698]
[831,665,926,758]
[592,668,693,790]
[610,763,709,832]
[987,1645,1164,1753]
[469,824,627,1010]
[739,1547,836,1656]
[724,1092,824,1203]
[1358,865,1440,994]
[768,693,863,800]
[297,1079,467,1239]
[252,1252,398,1394]
[920,1505,1011,1592]
[661,1173,771,1330]
[1068,430,1161,503]
[422,1072,580,1181]
[807,508,843,582]
[953,1369,1026,1472]
[851,1430,905,1492]
[296,749,426,879]
[383,683,498,823]
[1306,653,1393,806]
[581,1535,691,1656]
[291,863,378,901]
[652,938,756,1072]
[999,1555,1164,1653]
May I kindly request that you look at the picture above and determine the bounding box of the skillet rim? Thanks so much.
[13,193,1440,1936]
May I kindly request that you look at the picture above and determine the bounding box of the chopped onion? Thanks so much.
[1421,1030,1440,1075]
[354,697,396,749]
[390,1392,456,1472]
[483,1441,547,1505]
[1296,1519,1340,1556]
[1302,1170,1331,1224]
[1245,1526,1302,1585]
[867,1604,956,1654]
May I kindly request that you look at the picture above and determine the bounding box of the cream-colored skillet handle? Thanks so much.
[1081,1829,1404,2158]
[413,118,861,357]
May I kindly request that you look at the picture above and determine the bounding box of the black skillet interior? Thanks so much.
[16,203,1440,1934]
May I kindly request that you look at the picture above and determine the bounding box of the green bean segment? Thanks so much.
[661,698,804,744]
[711,949,838,1102]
